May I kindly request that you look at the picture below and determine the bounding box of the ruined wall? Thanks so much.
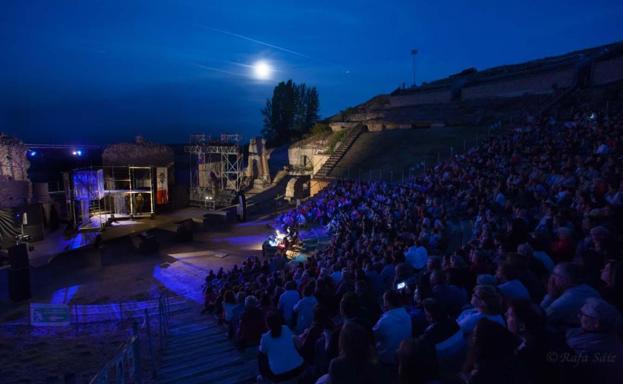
[592,56,623,86]
[0,134,31,208]
[462,68,576,100]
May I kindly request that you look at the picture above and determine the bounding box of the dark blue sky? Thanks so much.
[1,0,622,144]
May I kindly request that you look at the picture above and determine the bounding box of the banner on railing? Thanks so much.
[30,303,70,326]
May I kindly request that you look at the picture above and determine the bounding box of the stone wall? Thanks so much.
[389,88,452,107]
[462,68,576,100]
[0,177,30,209]
[329,122,360,132]
[592,56,623,86]
[0,135,29,181]
[0,134,31,208]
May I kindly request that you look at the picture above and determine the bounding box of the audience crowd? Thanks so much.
[202,104,623,384]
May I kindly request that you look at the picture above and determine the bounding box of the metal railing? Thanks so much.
[89,294,172,383]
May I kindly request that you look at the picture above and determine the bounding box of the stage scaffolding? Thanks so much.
[185,134,244,208]
[68,166,156,231]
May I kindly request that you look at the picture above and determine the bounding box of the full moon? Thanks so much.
[253,60,272,80]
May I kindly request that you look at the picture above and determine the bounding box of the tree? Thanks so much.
[261,80,319,146]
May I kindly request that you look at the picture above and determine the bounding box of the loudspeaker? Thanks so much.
[23,204,44,226]
[9,267,31,302]
[22,224,44,242]
[8,244,29,269]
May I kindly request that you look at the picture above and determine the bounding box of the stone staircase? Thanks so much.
[158,307,257,384]
[314,125,366,179]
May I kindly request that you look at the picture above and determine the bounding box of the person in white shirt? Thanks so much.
[258,311,304,382]
[372,290,412,365]
[278,281,300,327]
[458,285,505,336]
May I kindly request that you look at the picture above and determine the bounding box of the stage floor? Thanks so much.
[26,207,213,267]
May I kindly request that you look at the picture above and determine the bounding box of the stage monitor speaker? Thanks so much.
[8,243,29,269]
[8,267,31,302]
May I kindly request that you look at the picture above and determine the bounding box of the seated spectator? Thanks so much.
[355,280,381,328]
[236,295,266,347]
[258,311,304,382]
[458,285,505,336]
[295,304,333,363]
[464,319,530,384]
[373,290,412,365]
[397,337,439,384]
[321,322,381,384]
[505,300,553,384]
[565,298,623,382]
[278,281,300,328]
[418,298,461,350]
[430,270,467,317]
[222,289,237,323]
[496,262,531,302]
[293,282,318,334]
[540,262,600,330]
[600,259,623,312]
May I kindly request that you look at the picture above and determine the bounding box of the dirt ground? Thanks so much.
[0,215,276,383]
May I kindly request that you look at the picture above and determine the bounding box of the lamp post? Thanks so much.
[411,49,418,87]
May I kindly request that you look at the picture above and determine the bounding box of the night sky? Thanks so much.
[2,0,622,145]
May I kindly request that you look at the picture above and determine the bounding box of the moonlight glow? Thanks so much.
[253,60,272,80]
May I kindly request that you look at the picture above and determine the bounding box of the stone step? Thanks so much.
[164,335,231,354]
[160,350,242,375]
[161,344,239,367]
[159,358,250,384]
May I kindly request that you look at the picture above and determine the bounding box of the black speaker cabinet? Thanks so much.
[8,243,29,269]
[9,267,31,302]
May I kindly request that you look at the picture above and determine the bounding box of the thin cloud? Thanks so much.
[200,26,311,59]
[192,62,245,77]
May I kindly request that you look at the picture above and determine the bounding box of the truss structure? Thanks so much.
[185,134,243,206]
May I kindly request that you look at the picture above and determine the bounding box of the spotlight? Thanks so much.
[72,150,83,157]
[28,150,37,157]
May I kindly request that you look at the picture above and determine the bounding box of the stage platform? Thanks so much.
[26,208,218,267]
